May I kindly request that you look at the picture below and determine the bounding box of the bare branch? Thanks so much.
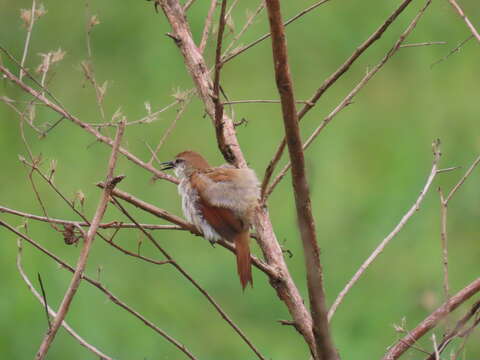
[447,0,480,43]
[35,121,125,360]
[198,0,217,53]
[438,189,450,300]
[328,140,441,321]
[19,0,37,81]
[0,205,182,231]
[383,277,480,360]
[445,153,480,203]
[222,0,331,63]
[264,1,336,359]
[16,241,114,360]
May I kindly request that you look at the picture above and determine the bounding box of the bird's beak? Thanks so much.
[160,161,175,171]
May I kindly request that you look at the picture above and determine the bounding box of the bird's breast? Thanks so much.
[178,177,222,242]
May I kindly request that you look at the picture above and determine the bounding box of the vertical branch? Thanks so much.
[264,1,337,359]
[213,0,228,153]
[34,121,126,360]
[438,189,450,300]
[19,0,37,81]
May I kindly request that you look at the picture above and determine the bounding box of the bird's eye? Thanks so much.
[175,159,184,165]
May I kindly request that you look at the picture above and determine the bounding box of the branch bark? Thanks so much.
[264,1,337,359]
[383,277,480,360]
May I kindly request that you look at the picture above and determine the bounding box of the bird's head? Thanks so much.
[161,150,210,178]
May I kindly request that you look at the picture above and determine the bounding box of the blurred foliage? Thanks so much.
[0,0,479,359]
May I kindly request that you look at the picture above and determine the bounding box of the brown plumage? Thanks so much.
[161,150,259,289]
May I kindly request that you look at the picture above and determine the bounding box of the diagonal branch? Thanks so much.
[328,140,441,321]
[34,121,126,360]
[16,241,114,360]
[383,277,480,360]
[447,0,480,43]
[264,1,337,359]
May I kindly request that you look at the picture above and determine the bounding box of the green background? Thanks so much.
[0,0,479,359]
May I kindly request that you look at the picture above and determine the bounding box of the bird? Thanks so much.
[161,150,259,289]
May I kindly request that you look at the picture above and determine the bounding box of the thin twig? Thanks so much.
[383,277,480,360]
[328,139,441,321]
[213,0,228,159]
[35,121,125,360]
[148,96,191,165]
[19,0,37,81]
[265,0,336,359]
[445,153,480,203]
[0,206,183,230]
[400,41,446,48]
[430,35,473,68]
[16,240,114,360]
[222,0,331,63]
[37,273,51,330]
[438,188,450,300]
[447,0,480,43]
[224,99,311,105]
[199,0,218,53]
[223,0,265,55]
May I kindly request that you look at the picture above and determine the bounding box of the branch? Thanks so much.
[198,0,217,53]
[0,205,183,231]
[35,121,125,360]
[0,219,198,360]
[264,1,337,359]
[222,0,332,63]
[424,300,480,360]
[16,241,114,360]
[447,0,480,43]
[328,141,441,321]
[383,277,480,360]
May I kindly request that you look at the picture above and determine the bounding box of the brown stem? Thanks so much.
[264,1,337,359]
[383,277,480,360]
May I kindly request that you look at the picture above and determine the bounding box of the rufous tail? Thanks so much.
[234,231,253,290]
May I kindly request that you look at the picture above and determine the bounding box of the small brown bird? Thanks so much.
[161,150,259,289]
